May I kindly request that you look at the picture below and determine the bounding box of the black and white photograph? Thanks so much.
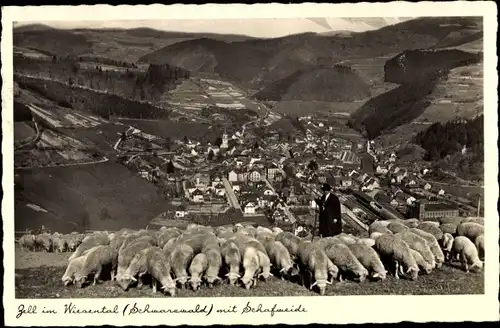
[2,2,499,326]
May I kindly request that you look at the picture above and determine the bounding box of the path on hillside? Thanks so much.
[15,156,109,170]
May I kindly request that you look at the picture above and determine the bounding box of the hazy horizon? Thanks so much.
[14,17,415,38]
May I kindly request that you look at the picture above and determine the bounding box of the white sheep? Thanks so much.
[439,223,458,236]
[374,233,419,280]
[52,236,67,253]
[356,238,376,248]
[118,247,155,290]
[61,255,88,286]
[456,222,484,242]
[401,219,420,228]
[369,221,392,235]
[275,231,302,259]
[256,226,273,235]
[265,240,299,279]
[220,240,241,285]
[462,217,484,226]
[189,253,209,291]
[416,223,444,242]
[69,233,110,262]
[450,236,483,272]
[203,247,223,288]
[348,242,387,280]
[409,249,433,275]
[387,221,409,234]
[409,228,445,269]
[297,241,332,295]
[241,246,261,289]
[438,216,466,226]
[116,238,156,281]
[370,232,384,240]
[170,243,195,288]
[395,230,436,269]
[18,234,36,251]
[73,245,117,288]
[272,227,284,236]
[324,243,369,282]
[475,234,484,260]
[157,228,182,249]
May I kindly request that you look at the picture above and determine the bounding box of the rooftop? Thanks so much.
[424,202,459,212]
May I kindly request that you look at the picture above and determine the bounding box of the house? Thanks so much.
[266,163,281,180]
[192,189,204,203]
[362,177,380,191]
[408,201,460,219]
[337,177,353,188]
[214,183,226,197]
[395,169,408,183]
[237,170,248,182]
[211,177,223,187]
[243,202,256,214]
[258,194,277,208]
[175,204,187,218]
[438,189,445,195]
[424,183,432,191]
[228,170,238,182]
[248,170,262,182]
[272,209,285,222]
[376,165,389,175]
[231,183,240,192]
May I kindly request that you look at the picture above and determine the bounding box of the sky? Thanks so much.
[14,17,415,38]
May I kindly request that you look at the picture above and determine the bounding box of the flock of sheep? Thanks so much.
[17,216,484,296]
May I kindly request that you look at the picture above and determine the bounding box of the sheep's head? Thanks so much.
[117,274,137,291]
[406,264,420,280]
[174,276,188,289]
[310,279,331,295]
[205,276,221,288]
[355,268,369,283]
[225,272,241,285]
[161,284,176,297]
[73,273,88,288]
[371,270,388,281]
[189,276,203,291]
[61,275,73,286]
[240,276,253,289]
[471,260,483,272]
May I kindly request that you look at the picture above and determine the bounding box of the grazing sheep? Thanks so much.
[220,240,241,285]
[313,236,342,251]
[442,233,455,261]
[228,233,268,256]
[109,233,129,252]
[395,230,436,269]
[348,243,387,281]
[116,239,156,281]
[357,238,375,248]
[35,233,52,252]
[369,221,392,235]
[162,238,178,260]
[170,243,195,288]
[52,236,67,253]
[370,232,384,240]
[387,221,409,234]
[272,227,284,236]
[203,247,223,288]
[450,236,483,272]
[462,217,484,226]
[410,249,433,275]
[18,234,36,251]
[186,224,215,235]
[256,250,273,282]
[439,223,458,236]
[326,258,340,282]
[275,231,302,259]
[401,219,420,228]
[236,226,257,238]
[255,232,276,245]
[297,241,331,295]
[374,233,419,280]
[475,235,484,260]
[69,234,110,262]
[157,228,182,249]
[438,217,466,226]
[409,228,445,268]
[120,234,157,251]
[189,253,209,291]
[335,233,359,245]
[73,245,118,288]
[256,226,273,235]
[215,225,234,236]
[265,240,299,279]
[66,233,84,252]
[456,222,484,242]
[416,223,444,242]
[418,221,440,228]
[118,247,155,291]
[241,247,261,289]
[324,243,369,282]
[62,255,88,286]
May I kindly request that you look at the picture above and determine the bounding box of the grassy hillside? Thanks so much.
[138,17,482,93]
[253,64,371,102]
[14,162,171,233]
[348,49,482,139]
[13,24,256,63]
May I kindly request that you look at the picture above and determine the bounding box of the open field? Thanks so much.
[14,247,484,298]
[272,100,365,118]
[14,162,172,233]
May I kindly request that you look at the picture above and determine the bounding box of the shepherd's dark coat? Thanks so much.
[317,193,342,237]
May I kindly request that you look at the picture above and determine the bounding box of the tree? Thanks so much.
[166,160,175,174]
[207,150,215,161]
[183,136,189,144]
[214,136,223,147]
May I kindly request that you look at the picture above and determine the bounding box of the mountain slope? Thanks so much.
[253,64,371,102]
[138,17,483,90]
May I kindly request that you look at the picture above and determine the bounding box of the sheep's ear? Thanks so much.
[279,268,286,273]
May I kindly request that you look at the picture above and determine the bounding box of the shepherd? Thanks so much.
[314,183,342,237]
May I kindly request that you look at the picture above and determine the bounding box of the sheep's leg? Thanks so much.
[94,268,102,286]
[460,252,469,272]
[111,270,115,282]
[398,263,405,276]
[394,261,400,279]
[152,278,157,294]
[137,274,144,289]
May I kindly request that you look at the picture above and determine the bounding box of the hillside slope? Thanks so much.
[253,64,371,102]
[348,49,482,139]
[139,17,483,91]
